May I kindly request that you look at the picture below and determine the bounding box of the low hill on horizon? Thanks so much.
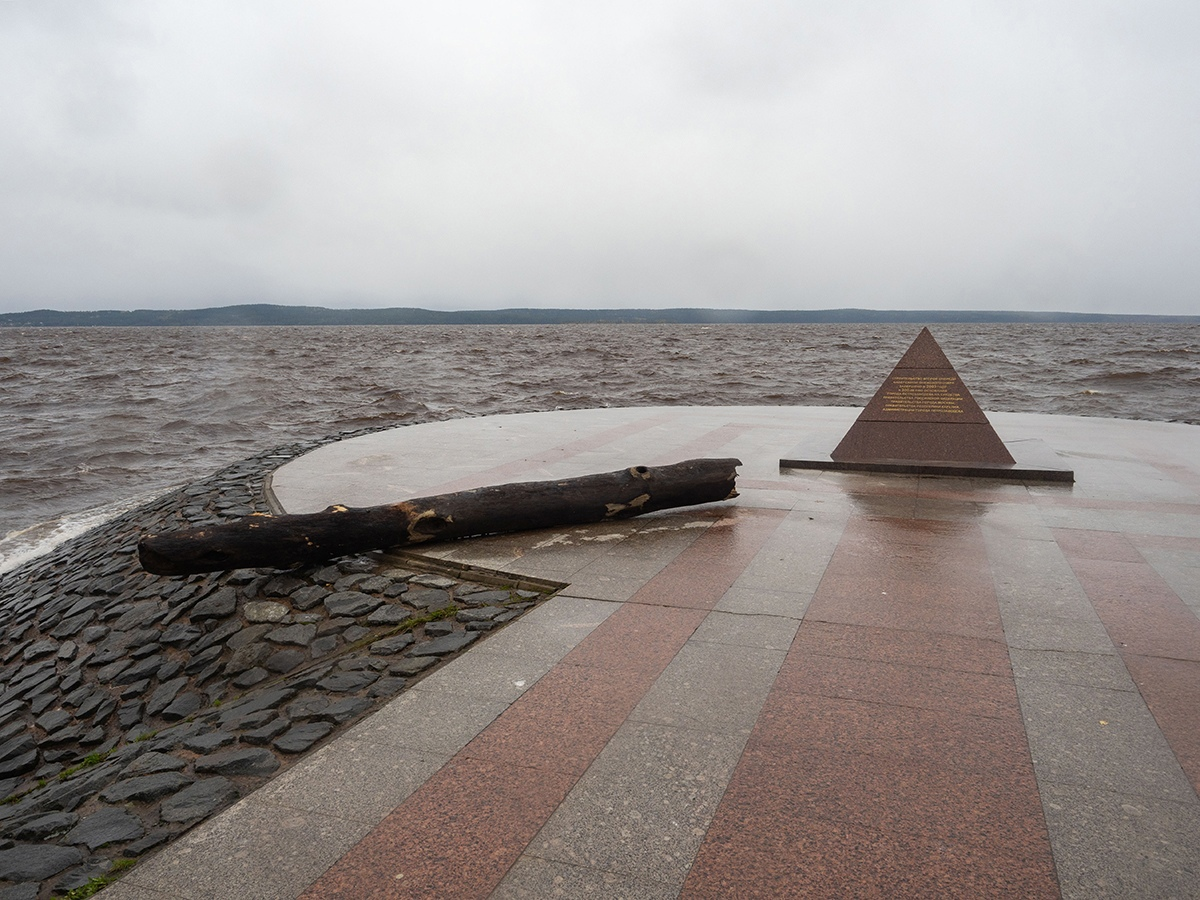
[2,304,1196,327]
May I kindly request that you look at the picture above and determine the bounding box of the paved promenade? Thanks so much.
[108,406,1200,899]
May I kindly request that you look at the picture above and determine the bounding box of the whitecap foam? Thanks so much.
[0,487,176,574]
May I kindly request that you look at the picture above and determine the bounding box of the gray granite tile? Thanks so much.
[628,641,785,735]
[416,647,558,704]
[520,543,639,577]
[559,576,650,603]
[1040,781,1200,900]
[491,855,681,900]
[106,796,371,900]
[1002,616,1116,654]
[605,519,711,556]
[714,587,811,618]
[345,687,511,756]
[571,554,675,583]
[1016,679,1195,802]
[1008,648,1135,692]
[724,512,847,598]
[996,586,1101,622]
[1140,548,1200,615]
[979,512,1057,543]
[250,736,443,824]
[516,595,622,634]
[987,540,1094,612]
[689,610,801,651]
[430,596,619,672]
[93,884,165,900]
[530,722,747,884]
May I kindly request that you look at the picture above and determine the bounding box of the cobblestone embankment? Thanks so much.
[0,432,555,899]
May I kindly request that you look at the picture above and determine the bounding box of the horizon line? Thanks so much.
[2,303,1197,326]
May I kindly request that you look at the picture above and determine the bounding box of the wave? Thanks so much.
[0,487,172,574]
[1097,367,1194,381]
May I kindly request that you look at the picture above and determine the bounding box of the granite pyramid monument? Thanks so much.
[830,327,1015,465]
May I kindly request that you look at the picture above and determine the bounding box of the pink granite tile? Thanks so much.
[731,739,1046,849]
[843,493,922,521]
[823,546,990,581]
[460,663,652,777]
[1053,528,1144,562]
[561,603,707,675]
[845,481,923,500]
[748,689,1026,767]
[626,507,787,610]
[820,533,993,579]
[1128,500,1200,514]
[630,566,737,610]
[836,513,983,548]
[810,568,996,603]
[683,691,1053,897]
[788,621,1013,677]
[821,520,992,583]
[1069,557,1200,661]
[300,755,577,900]
[683,804,1058,899]
[804,577,1005,642]
[1123,654,1200,794]
[774,652,1019,719]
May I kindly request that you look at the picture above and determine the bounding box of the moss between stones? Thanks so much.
[62,857,136,899]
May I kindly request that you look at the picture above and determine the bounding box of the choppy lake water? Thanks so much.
[2,322,1197,565]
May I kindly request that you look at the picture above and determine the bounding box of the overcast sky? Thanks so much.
[1,1,1197,315]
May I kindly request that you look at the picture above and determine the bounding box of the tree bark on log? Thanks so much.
[139,457,741,576]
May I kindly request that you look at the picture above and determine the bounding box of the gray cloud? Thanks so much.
[1,0,1197,314]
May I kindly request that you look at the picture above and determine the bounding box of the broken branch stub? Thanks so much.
[138,457,741,576]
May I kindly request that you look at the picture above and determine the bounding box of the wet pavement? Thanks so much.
[106,406,1200,899]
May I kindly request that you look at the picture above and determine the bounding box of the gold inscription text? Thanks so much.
[880,376,965,415]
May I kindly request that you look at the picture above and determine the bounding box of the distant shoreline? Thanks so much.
[2,304,1197,327]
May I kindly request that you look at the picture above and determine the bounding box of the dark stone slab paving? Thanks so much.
[0,431,554,899]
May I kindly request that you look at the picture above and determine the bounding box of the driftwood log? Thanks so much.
[139,457,741,576]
